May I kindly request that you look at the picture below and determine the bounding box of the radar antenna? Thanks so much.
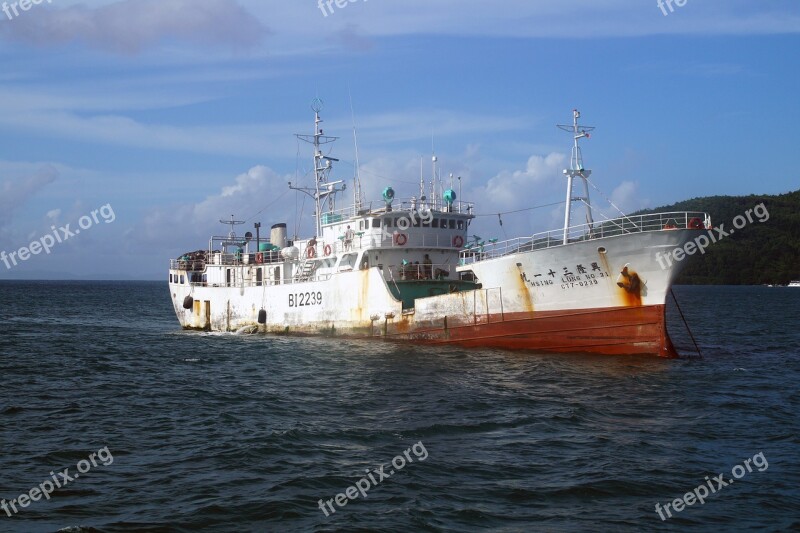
[220,214,245,240]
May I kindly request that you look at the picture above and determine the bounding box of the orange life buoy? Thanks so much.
[324,244,332,256]
[688,217,703,229]
[394,233,408,246]
[453,235,464,248]
[307,246,316,259]
[255,252,264,264]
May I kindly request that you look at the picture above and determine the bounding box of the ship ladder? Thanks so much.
[296,260,317,282]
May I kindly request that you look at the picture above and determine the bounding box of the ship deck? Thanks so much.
[460,211,710,265]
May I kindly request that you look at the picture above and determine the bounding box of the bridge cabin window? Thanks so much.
[372,218,380,228]
[449,219,456,229]
[457,220,464,230]
[431,219,439,228]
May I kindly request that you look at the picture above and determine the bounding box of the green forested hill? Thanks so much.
[633,189,800,285]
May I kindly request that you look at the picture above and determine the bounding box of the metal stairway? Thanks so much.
[295,260,317,282]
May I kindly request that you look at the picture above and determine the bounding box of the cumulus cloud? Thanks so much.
[432,152,568,238]
[457,154,650,237]
[480,153,566,209]
[610,180,648,214]
[0,0,268,54]
[333,149,572,238]
[134,165,296,250]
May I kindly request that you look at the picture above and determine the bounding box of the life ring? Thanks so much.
[394,233,408,246]
[453,235,464,248]
[688,217,703,229]
[324,244,332,256]
[255,252,264,264]
[307,246,316,259]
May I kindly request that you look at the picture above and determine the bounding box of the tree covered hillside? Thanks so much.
[633,189,800,285]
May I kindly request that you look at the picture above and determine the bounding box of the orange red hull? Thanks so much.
[391,304,677,357]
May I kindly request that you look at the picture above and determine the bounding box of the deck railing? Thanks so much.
[170,233,465,272]
[319,231,463,255]
[318,198,475,225]
[169,262,457,289]
[460,211,710,264]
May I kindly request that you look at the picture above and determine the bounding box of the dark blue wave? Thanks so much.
[0,281,798,532]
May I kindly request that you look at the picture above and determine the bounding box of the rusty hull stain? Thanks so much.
[615,263,643,307]
[514,263,535,315]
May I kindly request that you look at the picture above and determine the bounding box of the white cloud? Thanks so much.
[435,151,567,238]
[134,165,296,249]
[479,153,566,210]
[238,0,800,42]
[1,0,794,62]
[0,84,526,158]
[0,0,267,53]
[335,149,578,238]
[581,179,650,224]
[610,180,648,214]
[0,110,288,158]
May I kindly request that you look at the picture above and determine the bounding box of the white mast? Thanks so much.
[431,154,438,211]
[557,109,595,245]
[419,158,424,198]
[291,98,345,237]
[349,90,364,214]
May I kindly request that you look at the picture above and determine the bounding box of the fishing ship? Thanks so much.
[168,102,710,357]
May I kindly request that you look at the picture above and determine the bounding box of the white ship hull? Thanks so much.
[169,226,702,356]
[168,105,709,357]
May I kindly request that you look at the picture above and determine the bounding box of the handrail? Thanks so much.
[318,198,475,224]
[460,211,710,264]
[171,235,466,271]
[169,262,456,288]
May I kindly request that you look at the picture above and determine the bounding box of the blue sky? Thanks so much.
[0,0,798,279]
